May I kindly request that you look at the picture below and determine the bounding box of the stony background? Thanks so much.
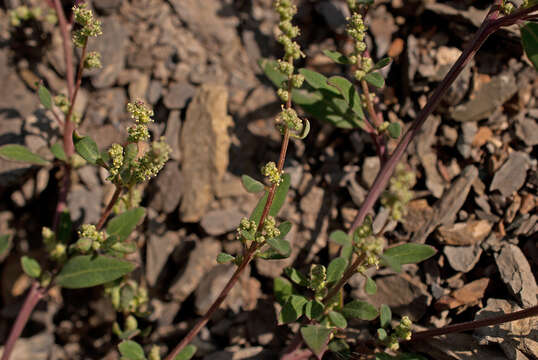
[0,0,536,359]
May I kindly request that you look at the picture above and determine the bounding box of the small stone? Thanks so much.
[436,220,492,246]
[457,122,477,159]
[146,227,183,286]
[164,110,181,161]
[444,245,482,273]
[495,244,537,307]
[490,151,530,197]
[67,184,102,225]
[402,199,434,233]
[0,332,53,360]
[361,156,380,188]
[147,80,163,105]
[148,161,182,214]
[128,71,150,101]
[163,82,196,110]
[515,117,538,146]
[436,278,489,310]
[314,1,349,34]
[200,207,244,236]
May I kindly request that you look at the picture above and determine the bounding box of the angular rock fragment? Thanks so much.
[495,244,537,307]
[436,220,492,246]
[444,245,482,273]
[490,152,530,197]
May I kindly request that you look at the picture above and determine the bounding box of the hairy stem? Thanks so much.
[0,283,45,360]
[96,185,123,231]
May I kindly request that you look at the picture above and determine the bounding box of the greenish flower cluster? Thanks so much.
[132,138,171,183]
[346,13,374,81]
[113,187,142,214]
[258,216,280,243]
[236,216,280,244]
[42,226,66,262]
[277,107,303,131]
[275,0,303,60]
[108,144,124,178]
[54,94,80,124]
[72,224,106,253]
[127,100,154,142]
[386,316,412,350]
[353,216,383,271]
[106,279,148,314]
[309,264,327,295]
[84,51,102,69]
[72,4,102,48]
[261,161,283,185]
[380,164,415,221]
[9,6,57,27]
[237,217,257,242]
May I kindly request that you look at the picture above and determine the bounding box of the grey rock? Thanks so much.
[515,117,538,146]
[93,0,122,13]
[444,245,482,272]
[369,5,398,58]
[148,161,182,214]
[67,184,102,225]
[495,244,537,307]
[169,238,221,302]
[457,122,477,159]
[163,82,195,110]
[361,156,380,188]
[127,71,150,101]
[147,80,163,105]
[315,1,349,34]
[203,347,273,360]
[300,186,325,230]
[436,220,492,246]
[451,73,517,122]
[490,152,530,197]
[0,332,53,360]
[180,84,233,222]
[164,110,181,161]
[200,207,245,236]
[146,222,183,286]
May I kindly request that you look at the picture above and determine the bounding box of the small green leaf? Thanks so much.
[342,300,379,320]
[380,254,401,273]
[301,325,332,359]
[328,311,348,328]
[38,85,53,110]
[106,207,146,242]
[380,304,392,328]
[280,294,308,323]
[258,58,288,88]
[327,76,365,120]
[387,122,401,139]
[305,299,324,320]
[0,144,50,165]
[521,22,538,70]
[266,237,291,257]
[329,230,350,247]
[0,234,11,258]
[365,276,377,295]
[377,328,388,341]
[274,277,293,304]
[285,267,309,287]
[299,69,338,94]
[323,50,351,64]
[364,72,385,88]
[50,142,67,161]
[174,345,197,360]
[118,340,145,360]
[241,175,265,193]
[55,255,135,289]
[382,243,436,268]
[249,173,291,224]
[373,57,392,70]
[21,256,41,278]
[327,257,348,284]
[217,252,235,264]
[74,136,100,164]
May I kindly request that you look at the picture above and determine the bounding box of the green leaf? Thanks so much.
[21,256,41,278]
[0,144,50,165]
[301,325,332,359]
[327,76,365,120]
[382,243,436,268]
[280,294,308,323]
[274,277,293,304]
[74,136,100,164]
[118,340,145,360]
[284,267,309,287]
[326,257,348,284]
[216,252,235,264]
[258,58,288,88]
[380,304,392,328]
[106,207,146,242]
[380,254,402,273]
[323,50,351,64]
[249,173,291,223]
[365,276,377,295]
[387,122,401,139]
[342,300,378,320]
[328,311,348,328]
[299,69,339,94]
[241,175,265,193]
[55,255,135,289]
[364,72,385,88]
[521,22,538,70]
[123,143,138,165]
[174,345,197,360]
[0,234,11,258]
[50,142,66,161]
[329,230,350,247]
[305,299,324,320]
[38,85,53,110]
[328,338,350,353]
[266,237,291,257]
[258,221,293,260]
[373,57,392,70]
[377,328,388,341]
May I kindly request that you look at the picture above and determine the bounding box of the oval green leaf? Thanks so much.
[118,340,145,360]
[326,257,348,284]
[373,57,392,70]
[382,243,436,266]
[55,255,136,289]
[216,252,234,264]
[21,256,41,278]
[0,234,11,258]
[74,136,100,164]
[329,230,350,247]
[364,72,385,88]
[305,299,324,320]
[521,22,538,70]
[249,173,290,223]
[0,144,50,165]
[280,294,308,323]
[106,207,146,242]
[365,276,377,295]
[323,49,351,64]
[38,85,53,110]
[380,304,392,328]
[301,325,332,358]
[274,276,293,304]
[50,142,67,161]
[241,174,265,193]
[327,76,365,120]
[328,310,348,328]
[342,300,379,320]
[387,122,401,139]
[174,345,197,360]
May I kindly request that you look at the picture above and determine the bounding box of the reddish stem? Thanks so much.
[96,185,123,231]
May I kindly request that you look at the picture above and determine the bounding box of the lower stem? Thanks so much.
[1,283,45,360]
[96,185,123,231]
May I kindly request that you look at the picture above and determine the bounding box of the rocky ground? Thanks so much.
[0,0,536,359]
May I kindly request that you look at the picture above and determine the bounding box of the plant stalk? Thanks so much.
[96,185,123,231]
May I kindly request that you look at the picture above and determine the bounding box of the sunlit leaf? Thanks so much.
[55,255,135,288]
[0,145,50,165]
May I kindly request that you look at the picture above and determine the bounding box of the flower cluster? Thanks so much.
[54,94,80,124]
[127,100,154,142]
[237,217,258,243]
[132,138,171,183]
[42,226,66,262]
[380,163,415,221]
[72,4,102,48]
[346,13,374,81]
[72,224,106,253]
[107,143,124,178]
[386,316,413,350]
[258,216,281,243]
[106,279,148,313]
[354,216,383,270]
[262,161,283,185]
[84,51,102,69]
[309,264,327,295]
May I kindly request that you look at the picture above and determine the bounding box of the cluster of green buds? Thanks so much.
[71,224,106,253]
[276,107,303,132]
[54,94,80,124]
[346,12,374,82]
[132,138,170,183]
[353,216,383,271]
[257,216,281,243]
[275,0,303,60]
[262,161,283,185]
[84,51,102,69]
[72,4,102,48]
[380,164,415,221]
[9,6,57,27]
[384,316,412,351]
[42,226,67,262]
[113,187,142,214]
[309,264,327,297]
[106,279,149,314]
[237,217,257,244]
[127,100,154,142]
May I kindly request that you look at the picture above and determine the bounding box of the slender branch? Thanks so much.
[52,0,74,100]
[360,79,382,129]
[0,283,46,360]
[409,304,538,341]
[96,185,123,231]
[324,255,365,303]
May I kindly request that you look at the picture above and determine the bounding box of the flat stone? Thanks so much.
[495,244,537,307]
[67,184,102,225]
[490,151,530,197]
[444,245,482,273]
[436,220,492,246]
[163,82,195,110]
[361,156,380,188]
[164,110,181,161]
[200,207,245,236]
[436,278,489,310]
[300,186,325,230]
[180,84,233,222]
[127,71,150,101]
[515,117,538,146]
[148,161,182,214]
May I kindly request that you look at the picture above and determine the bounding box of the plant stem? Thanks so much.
[324,255,365,303]
[96,185,123,231]
[0,283,46,360]
[409,304,538,341]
